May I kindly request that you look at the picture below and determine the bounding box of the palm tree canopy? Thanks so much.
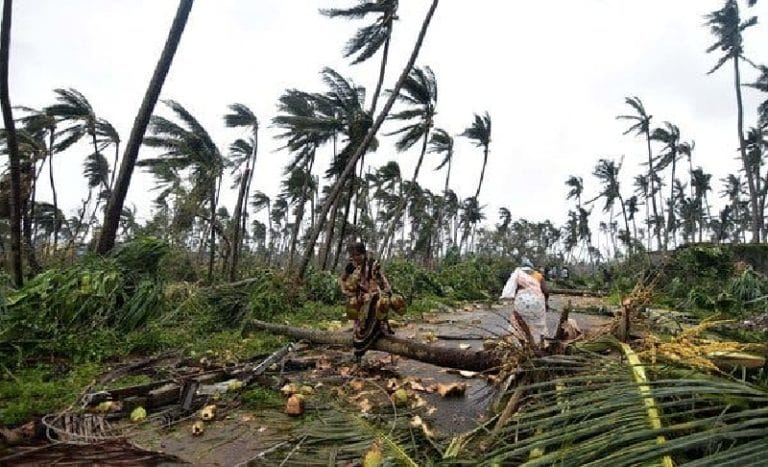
[460,111,491,148]
[616,96,652,135]
[565,175,583,202]
[320,0,398,65]
[591,158,623,212]
[705,0,757,74]
[651,122,681,171]
[428,128,453,170]
[223,103,259,130]
[386,65,437,152]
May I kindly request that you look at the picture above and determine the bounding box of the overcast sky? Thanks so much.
[5,0,768,235]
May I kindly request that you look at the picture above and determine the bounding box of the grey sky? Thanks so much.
[5,0,768,235]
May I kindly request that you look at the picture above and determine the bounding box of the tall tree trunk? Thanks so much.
[618,196,631,254]
[0,0,23,286]
[229,167,250,281]
[297,0,439,279]
[47,131,61,250]
[332,183,355,270]
[734,57,761,242]
[368,22,392,117]
[475,145,489,199]
[666,156,677,250]
[207,184,217,283]
[97,0,194,254]
[321,188,341,270]
[644,128,663,251]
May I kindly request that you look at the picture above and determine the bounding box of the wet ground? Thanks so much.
[127,295,612,465]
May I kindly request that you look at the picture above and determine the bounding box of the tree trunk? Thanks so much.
[296,0,440,279]
[475,145,489,199]
[332,182,355,271]
[97,0,194,255]
[248,320,502,372]
[734,56,760,242]
[0,0,23,286]
[228,167,250,281]
[321,188,341,270]
[48,131,61,251]
[207,184,216,283]
[644,128,662,250]
[618,195,632,253]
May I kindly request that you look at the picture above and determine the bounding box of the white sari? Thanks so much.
[501,267,548,344]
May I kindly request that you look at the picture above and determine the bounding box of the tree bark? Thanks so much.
[229,167,250,281]
[734,56,761,242]
[644,127,663,250]
[297,0,440,279]
[97,0,194,255]
[475,144,489,199]
[0,0,23,286]
[248,320,503,372]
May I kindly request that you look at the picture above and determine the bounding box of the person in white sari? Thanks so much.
[500,259,549,345]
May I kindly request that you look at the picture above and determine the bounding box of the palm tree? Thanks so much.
[282,167,316,271]
[140,100,225,282]
[321,0,398,115]
[565,175,583,208]
[97,0,194,255]
[625,195,639,245]
[721,173,746,242]
[590,158,632,254]
[250,190,272,263]
[296,0,440,279]
[224,103,259,280]
[651,122,683,248]
[458,196,484,254]
[749,65,768,127]
[691,167,713,241]
[617,96,663,249]
[705,0,760,241]
[0,0,23,285]
[380,65,438,255]
[461,111,491,199]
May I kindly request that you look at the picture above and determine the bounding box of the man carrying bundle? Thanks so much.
[339,241,405,360]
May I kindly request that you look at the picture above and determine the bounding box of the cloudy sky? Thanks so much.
[5,0,768,235]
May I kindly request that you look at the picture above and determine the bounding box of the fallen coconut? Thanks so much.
[285,394,305,416]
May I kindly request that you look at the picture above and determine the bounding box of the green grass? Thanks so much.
[241,386,283,409]
[0,363,101,426]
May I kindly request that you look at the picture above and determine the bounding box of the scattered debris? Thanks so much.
[191,420,205,436]
[285,394,305,416]
[437,382,467,398]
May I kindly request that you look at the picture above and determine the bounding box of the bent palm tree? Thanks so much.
[590,158,632,254]
[380,65,438,256]
[705,0,759,241]
[224,103,259,280]
[321,0,398,115]
[617,96,663,249]
[140,100,225,282]
[461,111,492,199]
[98,0,194,254]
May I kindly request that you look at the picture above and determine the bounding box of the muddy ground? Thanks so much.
[123,295,612,466]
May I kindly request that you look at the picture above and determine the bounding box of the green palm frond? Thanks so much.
[705,0,757,74]
[461,111,491,148]
[320,0,398,65]
[223,102,259,129]
[83,152,109,189]
[477,352,768,466]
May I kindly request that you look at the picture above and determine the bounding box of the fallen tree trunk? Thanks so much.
[248,320,505,372]
[549,287,606,297]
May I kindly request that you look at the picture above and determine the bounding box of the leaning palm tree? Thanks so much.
[380,65,438,256]
[651,122,683,249]
[565,175,583,208]
[321,0,399,115]
[282,167,316,271]
[250,190,273,263]
[721,173,746,242]
[140,100,225,282]
[617,96,663,249]
[705,0,760,241]
[461,111,491,199]
[296,0,440,279]
[224,103,259,280]
[0,0,22,285]
[97,0,194,255]
[590,158,632,254]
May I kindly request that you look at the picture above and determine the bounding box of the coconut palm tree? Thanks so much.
[296,0,440,279]
[140,100,225,282]
[705,0,760,241]
[282,167,316,271]
[251,190,273,263]
[458,196,484,254]
[461,111,492,199]
[321,0,399,115]
[691,167,713,241]
[721,173,747,242]
[651,122,683,248]
[565,175,583,208]
[98,0,194,255]
[617,96,663,249]
[380,65,438,255]
[590,158,632,254]
[224,103,259,280]
[749,65,768,127]
[1,0,23,285]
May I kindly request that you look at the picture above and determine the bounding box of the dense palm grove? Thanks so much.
[1,0,768,465]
